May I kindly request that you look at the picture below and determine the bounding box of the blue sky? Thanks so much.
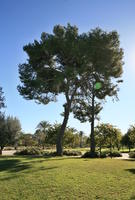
[0,0,135,135]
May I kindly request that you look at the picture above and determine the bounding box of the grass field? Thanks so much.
[0,156,135,200]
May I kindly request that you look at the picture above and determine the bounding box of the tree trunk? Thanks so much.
[110,140,112,159]
[99,145,102,157]
[56,104,70,156]
[0,147,3,155]
[80,137,82,148]
[90,91,95,155]
[56,86,77,156]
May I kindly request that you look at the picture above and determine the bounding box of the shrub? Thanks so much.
[108,151,122,157]
[15,147,43,156]
[82,150,122,158]
[129,152,135,158]
[82,151,99,158]
[120,150,130,153]
[63,150,82,156]
[43,151,57,157]
[99,152,107,158]
[43,150,82,157]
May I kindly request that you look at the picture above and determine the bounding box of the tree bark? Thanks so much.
[99,145,102,157]
[56,103,71,156]
[110,140,112,159]
[90,91,95,155]
[56,85,77,156]
[80,136,83,148]
[0,146,3,155]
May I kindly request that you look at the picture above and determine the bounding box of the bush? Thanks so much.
[129,152,135,158]
[15,147,43,156]
[108,151,122,157]
[82,151,99,158]
[120,150,130,153]
[43,151,57,157]
[82,150,122,158]
[99,152,107,158]
[43,150,82,157]
[63,150,82,156]
[15,148,82,157]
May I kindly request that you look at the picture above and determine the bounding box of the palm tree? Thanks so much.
[37,121,50,133]
[36,121,51,148]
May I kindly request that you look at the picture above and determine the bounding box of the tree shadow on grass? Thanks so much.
[18,156,81,163]
[130,195,135,200]
[0,158,31,173]
[0,166,58,182]
[0,158,59,182]
[0,155,81,177]
[121,159,135,162]
[0,156,56,178]
[125,169,135,174]
[0,158,60,173]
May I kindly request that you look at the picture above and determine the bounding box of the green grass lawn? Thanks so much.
[0,156,135,200]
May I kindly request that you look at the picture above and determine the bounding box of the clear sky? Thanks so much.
[0,0,135,135]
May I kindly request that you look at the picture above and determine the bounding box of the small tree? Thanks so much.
[122,125,135,151]
[6,116,21,147]
[95,123,122,155]
[0,115,21,154]
[0,86,5,111]
[0,114,6,154]
[100,124,122,154]
[95,124,108,156]
[19,133,37,147]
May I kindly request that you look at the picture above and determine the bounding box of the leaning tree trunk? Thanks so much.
[90,91,95,155]
[56,86,77,156]
[56,103,71,156]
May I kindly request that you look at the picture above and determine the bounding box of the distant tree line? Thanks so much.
[11,121,135,154]
[17,121,89,149]
[0,85,135,155]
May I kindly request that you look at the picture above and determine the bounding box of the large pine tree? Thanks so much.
[18,24,123,156]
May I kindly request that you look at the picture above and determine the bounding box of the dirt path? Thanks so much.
[2,150,16,156]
